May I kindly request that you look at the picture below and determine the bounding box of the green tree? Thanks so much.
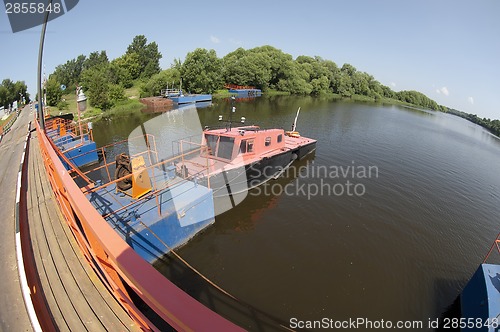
[81,67,111,110]
[246,46,294,90]
[1,79,15,106]
[0,79,29,108]
[368,79,384,99]
[332,72,354,97]
[14,80,29,104]
[222,48,275,90]
[0,85,7,108]
[52,54,86,91]
[276,61,312,95]
[125,35,162,79]
[352,72,370,95]
[381,85,396,99]
[141,67,181,97]
[340,63,357,76]
[311,76,330,95]
[296,55,331,81]
[181,48,223,93]
[109,84,126,103]
[83,51,109,70]
[108,61,133,88]
[45,76,63,106]
[112,53,141,82]
[223,48,254,86]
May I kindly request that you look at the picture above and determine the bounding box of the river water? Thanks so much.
[92,96,500,331]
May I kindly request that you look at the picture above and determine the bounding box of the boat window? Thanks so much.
[205,134,218,155]
[277,134,283,143]
[265,136,271,147]
[240,140,247,154]
[247,139,254,153]
[217,136,235,160]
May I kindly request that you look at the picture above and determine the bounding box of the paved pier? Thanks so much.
[0,106,33,331]
[24,130,140,331]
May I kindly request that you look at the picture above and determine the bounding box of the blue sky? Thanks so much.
[1,0,499,119]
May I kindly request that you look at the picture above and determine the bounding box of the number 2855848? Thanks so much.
[5,2,61,14]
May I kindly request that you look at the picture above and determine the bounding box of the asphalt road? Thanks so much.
[0,105,33,332]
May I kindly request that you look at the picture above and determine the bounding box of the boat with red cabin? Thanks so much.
[174,105,317,200]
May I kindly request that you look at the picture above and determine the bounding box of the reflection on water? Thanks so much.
[92,96,500,331]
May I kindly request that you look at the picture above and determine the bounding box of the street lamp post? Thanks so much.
[76,87,87,143]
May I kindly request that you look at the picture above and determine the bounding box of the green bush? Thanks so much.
[109,84,126,103]
[56,100,69,110]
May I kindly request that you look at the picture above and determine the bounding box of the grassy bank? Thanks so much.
[48,81,145,122]
[105,99,145,117]
[264,89,290,96]
[80,98,145,121]
[212,90,232,98]
[46,91,98,118]
[0,112,15,127]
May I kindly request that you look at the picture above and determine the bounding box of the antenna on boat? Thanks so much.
[218,96,242,132]
[229,96,236,131]
[285,107,302,138]
[291,107,301,132]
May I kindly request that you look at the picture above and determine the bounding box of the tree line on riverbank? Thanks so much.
[141,46,446,113]
[47,35,443,112]
[447,108,500,137]
[44,35,499,137]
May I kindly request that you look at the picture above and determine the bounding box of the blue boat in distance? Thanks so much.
[225,83,262,98]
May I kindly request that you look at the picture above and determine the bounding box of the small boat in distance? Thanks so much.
[161,85,212,105]
[224,83,262,98]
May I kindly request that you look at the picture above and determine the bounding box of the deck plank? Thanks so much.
[33,138,135,331]
[53,200,141,330]
[44,191,133,331]
[27,137,72,331]
[27,204,70,331]
[29,138,107,331]
[38,197,107,332]
[25,135,140,331]
[29,136,88,331]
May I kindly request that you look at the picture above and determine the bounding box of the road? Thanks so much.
[0,105,33,332]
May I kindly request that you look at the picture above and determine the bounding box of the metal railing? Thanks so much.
[483,232,500,264]
[35,119,243,331]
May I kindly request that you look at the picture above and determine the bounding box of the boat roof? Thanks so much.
[204,125,283,138]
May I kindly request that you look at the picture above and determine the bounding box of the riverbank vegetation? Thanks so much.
[49,35,161,113]
[0,79,29,108]
[44,35,499,136]
[447,108,500,137]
